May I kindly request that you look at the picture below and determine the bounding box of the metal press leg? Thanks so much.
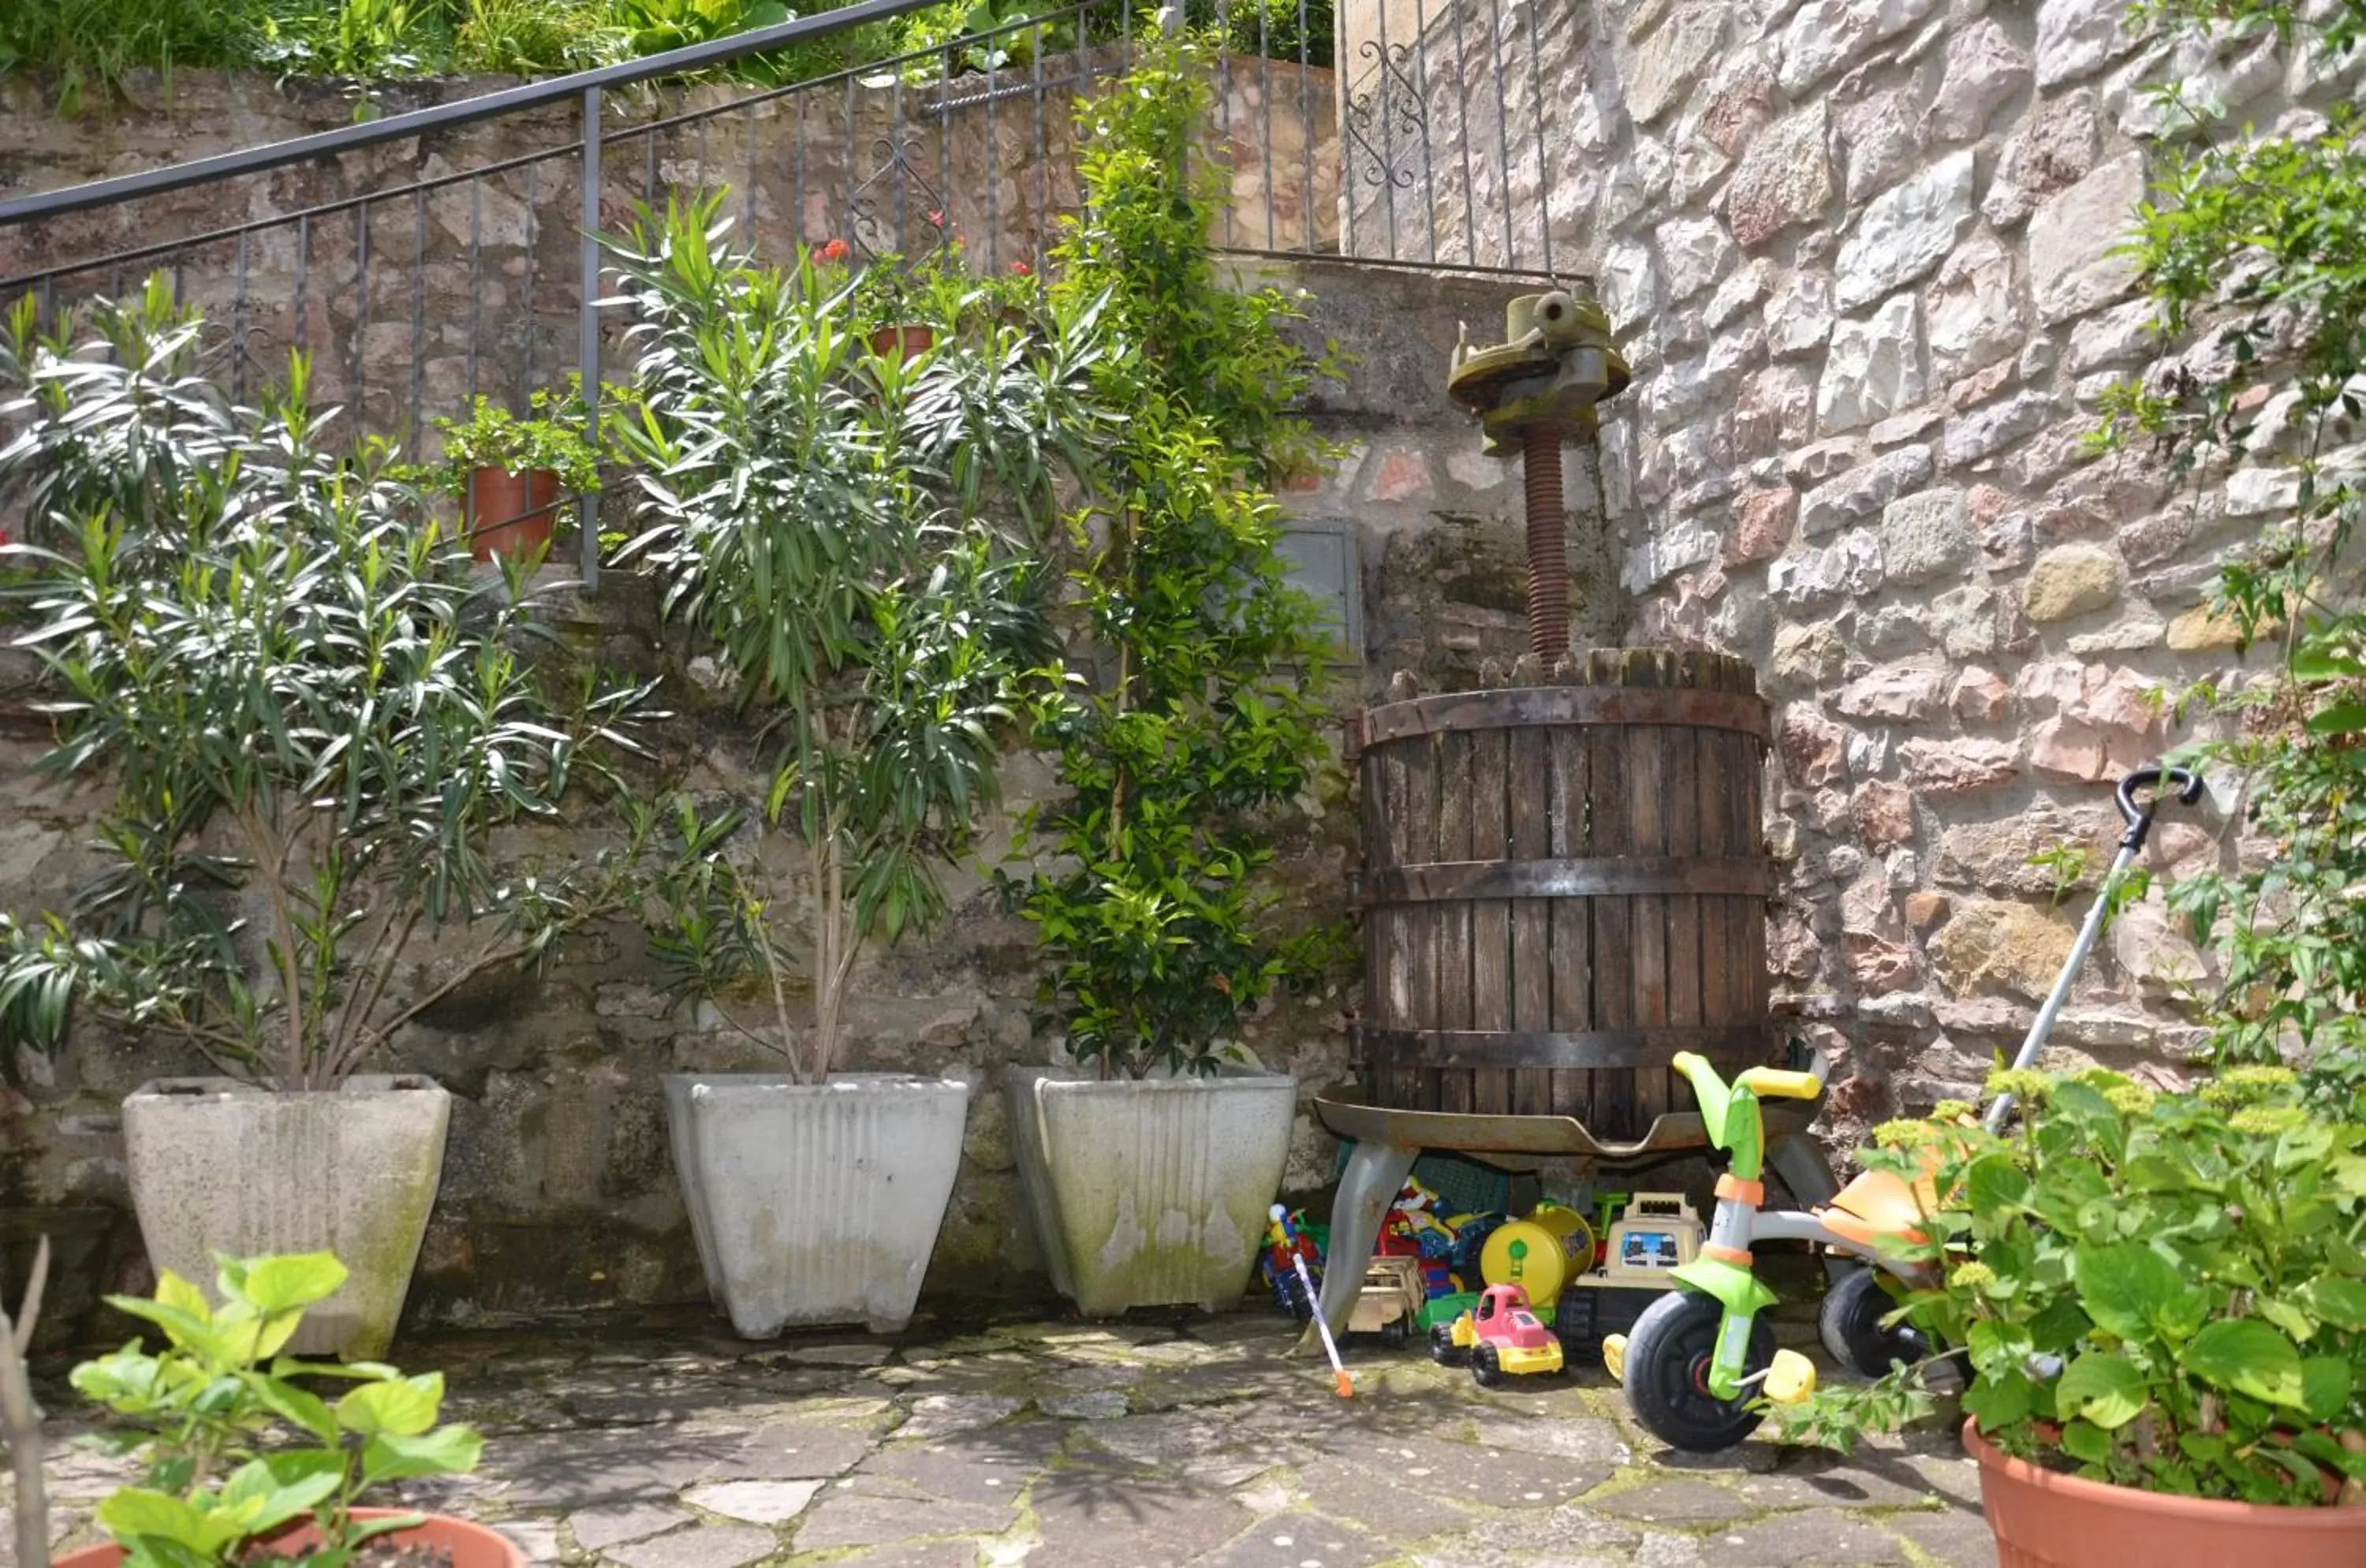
[1295,1139,1419,1357]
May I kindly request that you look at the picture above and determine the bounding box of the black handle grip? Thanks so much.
[2115,766,2204,850]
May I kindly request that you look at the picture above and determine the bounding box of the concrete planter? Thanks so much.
[663,1073,969,1337]
[1006,1068,1297,1316]
[121,1075,450,1360]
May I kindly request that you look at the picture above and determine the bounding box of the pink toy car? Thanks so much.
[1428,1282,1566,1386]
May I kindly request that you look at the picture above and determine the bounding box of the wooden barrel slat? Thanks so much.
[1357,651,1773,1142]
[1360,856,1774,903]
[1360,685,1771,745]
[1362,1025,1770,1071]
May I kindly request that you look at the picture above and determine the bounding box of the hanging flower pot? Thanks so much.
[461,464,563,562]
[433,390,603,564]
[868,323,936,363]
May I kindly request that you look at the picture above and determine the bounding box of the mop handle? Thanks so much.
[1983,767,2203,1133]
[1276,1204,1353,1398]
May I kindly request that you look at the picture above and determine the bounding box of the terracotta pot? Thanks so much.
[1966,1419,2366,1568]
[867,323,935,363]
[50,1509,525,1568]
[461,465,562,562]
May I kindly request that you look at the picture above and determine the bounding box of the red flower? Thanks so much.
[926,209,946,228]
[1011,260,1032,276]
[818,237,850,263]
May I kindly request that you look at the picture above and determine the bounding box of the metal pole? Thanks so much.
[1983,843,2137,1133]
[578,84,603,590]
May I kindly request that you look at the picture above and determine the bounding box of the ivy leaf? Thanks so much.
[2057,1351,2148,1430]
[2179,1319,2308,1409]
[2059,1418,2114,1466]
[2301,1356,2353,1423]
[2305,700,2366,735]
[1963,1369,2032,1431]
[2294,1275,2366,1331]
[336,1374,443,1438]
[2076,1241,2205,1343]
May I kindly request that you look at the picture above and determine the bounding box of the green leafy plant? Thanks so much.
[450,0,625,75]
[432,386,605,495]
[243,0,444,79]
[1768,1067,2366,1506]
[0,282,655,1089]
[2092,2,2366,1073]
[605,194,1097,1081]
[1002,26,1342,1079]
[73,1252,483,1568]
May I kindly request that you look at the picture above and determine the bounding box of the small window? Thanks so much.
[1275,520,1363,657]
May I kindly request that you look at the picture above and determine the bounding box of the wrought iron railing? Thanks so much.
[0,0,1574,580]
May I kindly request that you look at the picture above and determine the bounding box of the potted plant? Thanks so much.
[50,1251,513,1568]
[434,386,603,562]
[1769,1063,2366,1563]
[999,30,1343,1317]
[604,195,1094,1337]
[0,286,655,1359]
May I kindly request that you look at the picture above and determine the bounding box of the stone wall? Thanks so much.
[0,50,1339,454]
[1354,0,2364,1129]
[0,252,1588,1340]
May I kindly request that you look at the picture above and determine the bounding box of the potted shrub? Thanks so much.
[1000,30,1343,1317]
[434,386,602,562]
[50,1251,513,1568]
[604,195,1094,1338]
[1770,1064,2366,1564]
[0,286,655,1359]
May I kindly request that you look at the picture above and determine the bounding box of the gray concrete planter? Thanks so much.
[1006,1068,1297,1316]
[121,1075,450,1359]
[664,1073,969,1338]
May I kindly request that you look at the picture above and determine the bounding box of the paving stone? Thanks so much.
[856,1437,1055,1506]
[898,1394,1022,1440]
[1467,1414,1629,1466]
[1192,1511,1393,1568]
[606,1524,777,1568]
[495,1519,562,1566]
[1715,1511,1909,1566]
[814,1545,979,1568]
[1291,1457,1477,1543]
[684,1480,825,1524]
[569,1503,694,1551]
[720,1419,873,1480]
[793,1493,1011,1551]
[1591,1478,1755,1525]
[1324,1435,1611,1510]
[1030,1476,1250,1568]
[490,1428,750,1506]
[1037,1388,1129,1419]
[1737,1454,1940,1510]
[1889,1506,1997,1566]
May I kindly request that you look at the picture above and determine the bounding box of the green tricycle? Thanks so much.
[1605,765,2204,1450]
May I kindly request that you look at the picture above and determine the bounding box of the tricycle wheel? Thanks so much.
[1471,1346,1505,1388]
[1381,1316,1409,1350]
[1817,1266,1928,1379]
[1429,1324,1466,1367]
[1621,1290,1775,1453]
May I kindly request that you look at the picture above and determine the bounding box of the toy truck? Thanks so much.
[1552,1192,1705,1348]
[1348,1255,1426,1346]
[1427,1282,1565,1387]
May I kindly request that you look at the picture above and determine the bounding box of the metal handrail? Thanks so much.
[0,0,946,226]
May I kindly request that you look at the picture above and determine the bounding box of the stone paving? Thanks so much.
[6,1302,1987,1568]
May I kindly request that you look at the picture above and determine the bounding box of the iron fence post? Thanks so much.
[579,84,604,590]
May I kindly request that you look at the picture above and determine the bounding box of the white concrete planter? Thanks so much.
[1006,1068,1297,1316]
[121,1075,450,1360]
[664,1073,969,1338]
